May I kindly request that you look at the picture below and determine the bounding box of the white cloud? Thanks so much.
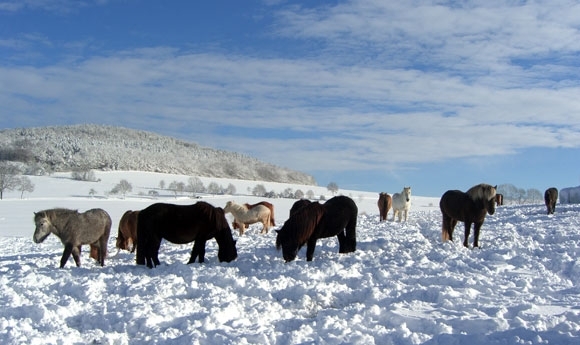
[1,0,580,176]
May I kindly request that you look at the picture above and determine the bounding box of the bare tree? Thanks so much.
[111,179,133,198]
[168,181,185,198]
[252,184,267,197]
[0,162,20,199]
[17,176,35,199]
[207,182,222,195]
[225,183,236,195]
[327,182,339,195]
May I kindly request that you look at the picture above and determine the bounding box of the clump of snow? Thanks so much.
[0,172,579,344]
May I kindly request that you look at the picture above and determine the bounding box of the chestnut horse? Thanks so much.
[544,187,558,215]
[276,195,357,262]
[377,192,392,222]
[232,201,275,230]
[116,210,140,252]
[136,202,237,268]
[440,183,496,248]
[495,193,503,206]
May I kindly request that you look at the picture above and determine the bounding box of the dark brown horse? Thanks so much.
[115,210,140,252]
[377,192,392,221]
[495,193,503,206]
[33,208,112,268]
[440,184,496,248]
[232,201,276,230]
[136,202,237,268]
[544,187,558,215]
[276,195,358,262]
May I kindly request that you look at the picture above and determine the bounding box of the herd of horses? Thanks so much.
[32,184,560,268]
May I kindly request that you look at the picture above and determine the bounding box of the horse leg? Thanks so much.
[473,222,483,248]
[148,238,162,268]
[339,221,357,253]
[188,240,207,264]
[463,221,472,247]
[392,209,397,221]
[238,221,245,236]
[403,209,408,222]
[98,236,108,266]
[261,214,270,234]
[441,214,451,241]
[69,245,81,267]
[60,244,75,268]
[306,237,318,261]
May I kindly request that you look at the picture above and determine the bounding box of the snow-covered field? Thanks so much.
[1,172,579,344]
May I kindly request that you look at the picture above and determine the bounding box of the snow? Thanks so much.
[1,171,579,344]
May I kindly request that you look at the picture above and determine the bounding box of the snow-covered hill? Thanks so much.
[0,125,316,185]
[0,171,578,345]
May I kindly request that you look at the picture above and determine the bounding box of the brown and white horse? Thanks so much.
[224,201,272,235]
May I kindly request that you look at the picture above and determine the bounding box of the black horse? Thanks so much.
[544,187,558,215]
[136,202,237,268]
[439,183,497,248]
[276,195,358,262]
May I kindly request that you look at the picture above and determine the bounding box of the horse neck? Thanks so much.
[45,211,72,236]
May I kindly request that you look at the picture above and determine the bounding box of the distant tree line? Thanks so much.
[497,184,542,205]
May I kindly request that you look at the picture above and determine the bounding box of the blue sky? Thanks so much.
[2,0,580,197]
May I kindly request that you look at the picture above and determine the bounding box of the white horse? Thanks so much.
[392,187,411,222]
[224,201,271,235]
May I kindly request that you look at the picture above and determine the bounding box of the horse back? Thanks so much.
[440,190,484,222]
[316,196,358,238]
[277,202,325,248]
[77,208,112,244]
[139,203,215,244]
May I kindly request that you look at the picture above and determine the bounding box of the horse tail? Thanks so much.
[270,206,276,226]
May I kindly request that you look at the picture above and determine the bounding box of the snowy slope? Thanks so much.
[0,172,579,344]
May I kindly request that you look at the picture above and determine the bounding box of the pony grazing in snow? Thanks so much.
[136,202,237,268]
[224,201,272,235]
[232,201,275,231]
[33,208,112,268]
[276,195,357,262]
[495,193,504,206]
[116,210,140,253]
[544,187,558,215]
[377,192,392,222]
[392,187,412,222]
[439,183,497,248]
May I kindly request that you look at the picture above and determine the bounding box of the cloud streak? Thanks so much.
[1,0,580,187]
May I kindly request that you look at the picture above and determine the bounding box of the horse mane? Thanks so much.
[276,202,324,250]
[466,184,496,201]
[35,208,78,220]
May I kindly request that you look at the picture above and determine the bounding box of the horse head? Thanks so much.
[33,212,52,243]
[403,187,411,202]
[275,229,299,262]
[486,185,497,215]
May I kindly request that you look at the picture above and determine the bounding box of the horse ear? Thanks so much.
[494,185,497,189]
